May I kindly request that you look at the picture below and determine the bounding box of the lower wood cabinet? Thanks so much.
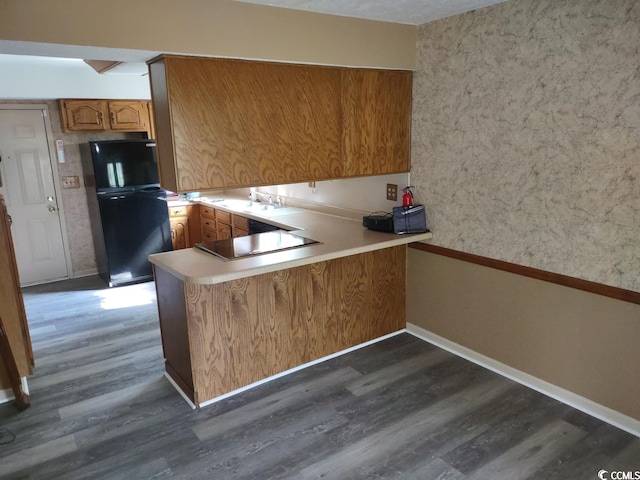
[153,245,406,406]
[169,216,189,250]
[168,204,201,250]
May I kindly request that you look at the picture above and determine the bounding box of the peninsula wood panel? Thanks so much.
[150,56,342,191]
[341,69,412,176]
[175,246,406,404]
[153,267,194,401]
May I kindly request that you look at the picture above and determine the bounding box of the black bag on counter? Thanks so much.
[362,212,394,233]
[392,204,427,234]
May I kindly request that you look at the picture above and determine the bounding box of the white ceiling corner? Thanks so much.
[235,0,513,25]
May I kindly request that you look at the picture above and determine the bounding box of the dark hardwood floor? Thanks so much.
[0,276,637,479]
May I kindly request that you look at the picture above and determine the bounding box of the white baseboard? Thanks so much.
[71,268,98,279]
[407,323,640,438]
[167,330,406,409]
[0,377,29,405]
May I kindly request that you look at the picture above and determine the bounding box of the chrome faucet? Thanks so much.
[254,191,273,204]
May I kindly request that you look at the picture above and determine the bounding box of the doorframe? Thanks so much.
[0,103,73,283]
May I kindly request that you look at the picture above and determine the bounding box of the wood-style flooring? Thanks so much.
[0,276,638,479]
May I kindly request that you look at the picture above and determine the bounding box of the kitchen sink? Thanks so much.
[243,203,283,212]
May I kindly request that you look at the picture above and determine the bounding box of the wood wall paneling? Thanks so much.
[173,246,406,404]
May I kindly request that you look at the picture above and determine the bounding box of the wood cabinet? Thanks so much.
[169,209,189,251]
[107,101,148,132]
[200,205,216,243]
[0,195,33,396]
[232,215,249,238]
[154,245,406,405]
[341,69,412,176]
[169,205,201,250]
[215,209,232,241]
[148,55,411,193]
[58,99,154,137]
[200,205,250,241]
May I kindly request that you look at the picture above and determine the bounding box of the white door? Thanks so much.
[0,109,68,285]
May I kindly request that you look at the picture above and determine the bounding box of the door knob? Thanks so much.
[47,195,54,202]
[48,206,57,213]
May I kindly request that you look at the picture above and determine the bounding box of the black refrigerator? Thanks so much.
[83,139,172,287]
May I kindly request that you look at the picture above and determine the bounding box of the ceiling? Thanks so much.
[0,0,512,73]
[236,0,512,25]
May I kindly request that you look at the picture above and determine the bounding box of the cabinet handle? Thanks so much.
[99,112,104,125]
[6,213,12,226]
[110,112,116,125]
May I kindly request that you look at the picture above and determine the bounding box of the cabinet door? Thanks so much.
[170,217,189,250]
[150,56,342,191]
[59,99,108,132]
[216,222,232,240]
[341,69,412,176]
[108,101,148,132]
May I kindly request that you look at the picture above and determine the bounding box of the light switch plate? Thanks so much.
[386,184,398,201]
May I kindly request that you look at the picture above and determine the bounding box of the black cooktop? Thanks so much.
[194,230,320,261]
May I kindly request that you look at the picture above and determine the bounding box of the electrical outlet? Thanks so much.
[62,176,81,189]
[386,183,398,201]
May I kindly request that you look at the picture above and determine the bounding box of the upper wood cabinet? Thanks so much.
[341,69,413,177]
[58,99,154,137]
[148,55,411,193]
[59,99,107,132]
[107,101,148,132]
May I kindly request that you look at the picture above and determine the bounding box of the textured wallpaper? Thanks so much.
[411,0,639,292]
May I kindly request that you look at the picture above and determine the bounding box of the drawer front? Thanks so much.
[215,209,232,225]
[202,230,217,242]
[200,206,215,220]
[232,214,249,230]
[201,218,216,233]
[233,227,249,238]
[169,206,187,217]
[216,222,232,240]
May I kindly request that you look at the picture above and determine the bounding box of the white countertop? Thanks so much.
[151,198,432,284]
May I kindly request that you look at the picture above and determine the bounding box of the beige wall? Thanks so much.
[0,100,142,277]
[407,249,640,421]
[411,0,640,293]
[0,0,415,69]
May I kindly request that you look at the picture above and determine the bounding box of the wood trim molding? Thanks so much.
[409,243,640,306]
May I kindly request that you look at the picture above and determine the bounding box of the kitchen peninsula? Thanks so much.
[149,200,431,407]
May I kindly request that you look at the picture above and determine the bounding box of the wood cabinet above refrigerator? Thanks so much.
[58,99,154,137]
[148,55,411,193]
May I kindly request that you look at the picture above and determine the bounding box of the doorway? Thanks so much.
[0,107,70,285]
